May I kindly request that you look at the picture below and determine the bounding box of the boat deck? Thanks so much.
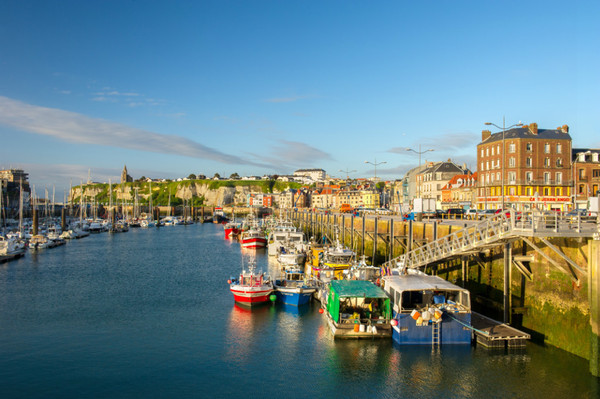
[327,318,392,339]
[471,312,530,349]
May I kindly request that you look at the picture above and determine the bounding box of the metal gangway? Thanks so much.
[385,210,599,283]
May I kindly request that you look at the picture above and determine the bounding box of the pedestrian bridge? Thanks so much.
[384,210,599,285]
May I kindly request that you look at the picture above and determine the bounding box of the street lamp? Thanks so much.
[485,118,523,210]
[339,168,357,182]
[364,158,387,182]
[405,145,434,199]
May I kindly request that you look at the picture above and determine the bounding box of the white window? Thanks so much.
[556,158,563,167]
[544,143,550,153]
[496,172,500,181]
[526,172,533,182]
[491,147,495,156]
[544,172,550,184]
[509,157,516,167]
[497,144,500,154]
[509,143,516,153]
[486,161,489,170]
[508,172,516,183]
[486,148,489,157]
[526,157,532,167]
[544,157,550,167]
[481,149,484,158]
[526,143,533,152]
[491,173,494,182]
[556,172,562,184]
[480,162,484,171]
[557,143,562,154]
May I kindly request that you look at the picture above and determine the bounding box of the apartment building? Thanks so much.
[573,148,600,208]
[477,123,572,211]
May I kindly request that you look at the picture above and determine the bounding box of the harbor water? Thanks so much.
[0,223,598,398]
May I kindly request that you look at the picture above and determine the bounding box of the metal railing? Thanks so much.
[386,210,599,270]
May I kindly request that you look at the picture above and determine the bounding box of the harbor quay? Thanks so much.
[2,201,600,377]
[285,208,600,375]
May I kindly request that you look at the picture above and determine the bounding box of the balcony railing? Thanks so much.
[479,179,572,186]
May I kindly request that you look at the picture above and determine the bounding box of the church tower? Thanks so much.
[121,165,132,183]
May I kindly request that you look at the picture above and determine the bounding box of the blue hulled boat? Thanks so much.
[274,269,316,306]
[382,269,472,345]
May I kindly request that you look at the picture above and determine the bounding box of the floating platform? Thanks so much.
[471,312,530,349]
[0,252,25,263]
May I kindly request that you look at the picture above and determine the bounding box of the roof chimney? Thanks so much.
[561,124,569,133]
[528,122,538,135]
[482,129,491,141]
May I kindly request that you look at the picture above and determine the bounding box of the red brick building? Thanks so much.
[476,123,572,211]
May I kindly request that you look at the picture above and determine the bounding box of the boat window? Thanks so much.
[401,290,424,310]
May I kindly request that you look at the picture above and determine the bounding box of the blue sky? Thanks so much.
[1,1,599,197]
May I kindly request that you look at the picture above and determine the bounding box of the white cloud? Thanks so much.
[0,96,265,167]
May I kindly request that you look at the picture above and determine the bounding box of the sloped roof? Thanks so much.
[481,127,571,144]
[330,280,388,298]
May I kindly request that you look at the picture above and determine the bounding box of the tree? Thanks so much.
[188,173,197,180]
[230,172,240,179]
[213,173,221,179]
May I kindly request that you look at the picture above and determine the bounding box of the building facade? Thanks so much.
[293,169,326,182]
[476,123,572,211]
[573,148,600,208]
[416,160,468,208]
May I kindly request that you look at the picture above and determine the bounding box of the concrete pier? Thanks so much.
[590,236,600,377]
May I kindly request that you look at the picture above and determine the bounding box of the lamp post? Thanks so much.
[485,118,523,210]
[405,145,435,199]
[364,158,386,182]
[339,168,357,183]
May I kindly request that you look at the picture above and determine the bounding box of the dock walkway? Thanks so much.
[471,312,530,348]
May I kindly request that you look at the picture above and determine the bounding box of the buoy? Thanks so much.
[410,309,421,320]
[319,308,324,314]
[227,280,231,284]
[390,319,398,326]
[269,294,277,302]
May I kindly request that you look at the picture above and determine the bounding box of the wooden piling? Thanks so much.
[589,237,600,377]
[503,242,512,324]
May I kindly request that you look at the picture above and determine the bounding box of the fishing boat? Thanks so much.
[266,219,303,256]
[223,220,241,239]
[345,255,382,282]
[324,280,392,339]
[382,267,472,345]
[229,258,274,307]
[273,269,316,306]
[309,234,355,280]
[276,243,307,268]
[239,215,267,249]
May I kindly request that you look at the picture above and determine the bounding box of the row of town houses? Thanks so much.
[271,123,600,212]
[3,123,599,213]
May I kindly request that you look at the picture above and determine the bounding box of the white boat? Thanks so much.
[276,242,307,268]
[267,223,306,256]
[229,257,274,306]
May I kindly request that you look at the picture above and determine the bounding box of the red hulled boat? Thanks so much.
[229,258,273,306]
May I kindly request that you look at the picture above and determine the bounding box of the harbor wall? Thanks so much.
[290,210,596,362]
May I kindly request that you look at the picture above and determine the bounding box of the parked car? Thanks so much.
[477,209,497,219]
[447,208,465,218]
[495,208,522,220]
[402,212,415,221]
[566,209,595,222]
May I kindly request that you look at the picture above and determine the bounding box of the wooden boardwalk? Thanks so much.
[471,312,530,348]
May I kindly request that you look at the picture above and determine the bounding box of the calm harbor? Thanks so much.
[0,223,598,398]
